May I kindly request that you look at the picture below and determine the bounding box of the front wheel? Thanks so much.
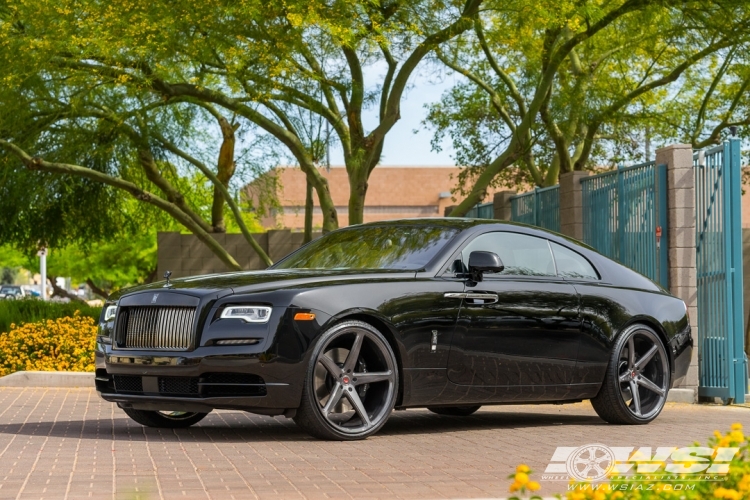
[591,324,670,424]
[294,320,399,440]
[122,408,209,428]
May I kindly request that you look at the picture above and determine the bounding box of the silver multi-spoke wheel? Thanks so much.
[295,321,398,440]
[617,330,669,419]
[592,324,670,425]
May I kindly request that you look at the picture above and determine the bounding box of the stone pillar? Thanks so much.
[493,191,516,220]
[559,171,590,240]
[656,144,698,402]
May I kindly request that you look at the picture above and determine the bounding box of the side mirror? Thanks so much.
[468,251,504,282]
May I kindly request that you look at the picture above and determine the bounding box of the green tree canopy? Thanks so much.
[0,0,483,237]
[423,1,750,211]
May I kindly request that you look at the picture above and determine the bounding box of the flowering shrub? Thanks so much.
[0,312,96,375]
[0,299,100,334]
[509,464,542,499]
[509,423,749,499]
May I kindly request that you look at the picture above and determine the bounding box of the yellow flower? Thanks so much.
[729,430,744,443]
[731,423,743,431]
[514,472,529,485]
[714,487,742,500]
[516,464,530,473]
[509,480,522,493]
[527,480,540,491]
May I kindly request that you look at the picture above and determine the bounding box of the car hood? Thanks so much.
[111,269,417,301]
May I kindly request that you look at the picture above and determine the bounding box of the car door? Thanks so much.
[446,231,581,387]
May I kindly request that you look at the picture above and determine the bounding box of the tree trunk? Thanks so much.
[304,166,338,233]
[348,178,368,225]
[211,117,238,232]
[86,279,109,299]
[449,141,522,216]
[304,177,314,243]
[346,155,372,226]
[49,276,86,303]
[145,267,158,283]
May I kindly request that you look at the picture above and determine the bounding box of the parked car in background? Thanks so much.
[0,285,26,300]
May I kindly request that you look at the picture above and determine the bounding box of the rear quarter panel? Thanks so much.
[573,281,689,385]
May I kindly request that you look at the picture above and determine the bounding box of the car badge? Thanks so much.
[163,270,172,288]
[151,293,159,304]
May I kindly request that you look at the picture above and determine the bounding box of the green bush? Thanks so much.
[0,299,101,334]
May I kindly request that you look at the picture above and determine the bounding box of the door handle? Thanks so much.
[444,292,498,304]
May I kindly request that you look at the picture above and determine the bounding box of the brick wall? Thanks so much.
[157,230,320,279]
[245,166,500,229]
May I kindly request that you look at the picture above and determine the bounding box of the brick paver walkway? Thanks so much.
[0,388,746,499]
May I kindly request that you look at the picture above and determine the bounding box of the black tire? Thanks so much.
[122,408,209,428]
[294,320,399,441]
[428,405,481,416]
[591,323,670,425]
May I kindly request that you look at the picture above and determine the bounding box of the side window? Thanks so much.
[550,242,599,280]
[461,232,556,277]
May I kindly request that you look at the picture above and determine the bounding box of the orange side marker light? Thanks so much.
[294,312,316,321]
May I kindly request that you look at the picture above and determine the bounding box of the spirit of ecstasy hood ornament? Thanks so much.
[163,270,172,288]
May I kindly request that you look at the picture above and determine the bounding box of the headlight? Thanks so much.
[104,305,117,322]
[220,305,272,323]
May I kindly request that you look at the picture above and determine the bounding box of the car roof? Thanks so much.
[352,218,595,250]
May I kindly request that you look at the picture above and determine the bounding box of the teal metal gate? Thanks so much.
[581,162,669,288]
[465,201,494,219]
[694,139,747,403]
[510,185,560,232]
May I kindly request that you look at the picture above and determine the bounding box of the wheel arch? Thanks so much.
[618,316,674,374]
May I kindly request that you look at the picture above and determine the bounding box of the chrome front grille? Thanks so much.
[118,307,196,350]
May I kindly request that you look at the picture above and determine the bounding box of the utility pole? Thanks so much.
[38,247,47,301]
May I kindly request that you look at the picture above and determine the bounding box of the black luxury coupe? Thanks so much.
[95,219,692,440]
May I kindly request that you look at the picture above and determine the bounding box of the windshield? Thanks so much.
[275,225,459,270]
[0,286,21,295]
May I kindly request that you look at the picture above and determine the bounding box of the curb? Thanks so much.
[667,388,696,403]
[0,371,92,388]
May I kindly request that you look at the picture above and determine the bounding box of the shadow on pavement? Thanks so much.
[0,407,606,442]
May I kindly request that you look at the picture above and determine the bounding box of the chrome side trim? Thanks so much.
[444,292,498,304]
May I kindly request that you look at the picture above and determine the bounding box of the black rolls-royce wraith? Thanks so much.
[95,219,692,440]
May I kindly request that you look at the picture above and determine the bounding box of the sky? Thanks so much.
[327,67,459,167]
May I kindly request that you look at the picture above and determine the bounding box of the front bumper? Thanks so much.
[95,342,306,415]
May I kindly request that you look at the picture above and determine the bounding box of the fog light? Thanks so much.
[214,338,261,346]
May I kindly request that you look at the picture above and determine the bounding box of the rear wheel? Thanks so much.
[294,320,398,440]
[591,324,670,424]
[122,408,209,428]
[428,406,481,416]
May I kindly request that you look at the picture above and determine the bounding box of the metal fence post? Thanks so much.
[728,138,747,403]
